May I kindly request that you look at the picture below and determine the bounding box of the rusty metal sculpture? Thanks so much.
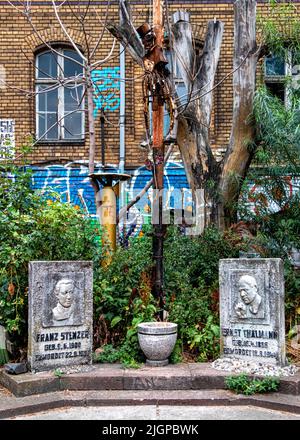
[137,22,175,150]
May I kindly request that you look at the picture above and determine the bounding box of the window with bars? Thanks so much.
[35,48,85,141]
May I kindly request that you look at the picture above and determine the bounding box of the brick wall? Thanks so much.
[0,1,299,168]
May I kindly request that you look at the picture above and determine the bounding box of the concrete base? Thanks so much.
[1,362,300,398]
[146,359,169,367]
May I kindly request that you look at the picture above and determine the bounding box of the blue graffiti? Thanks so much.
[118,161,189,238]
[31,165,97,217]
[28,163,300,242]
[29,162,189,237]
[91,67,120,117]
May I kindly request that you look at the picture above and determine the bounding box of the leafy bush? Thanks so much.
[258,1,300,63]
[2,162,298,367]
[93,225,248,365]
[0,165,101,356]
[225,374,280,395]
[94,343,142,369]
[93,229,157,366]
[165,226,245,362]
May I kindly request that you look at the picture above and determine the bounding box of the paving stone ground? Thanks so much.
[6,404,300,420]
[1,388,300,419]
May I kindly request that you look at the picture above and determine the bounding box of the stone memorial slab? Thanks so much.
[28,261,93,372]
[0,325,5,351]
[219,258,286,366]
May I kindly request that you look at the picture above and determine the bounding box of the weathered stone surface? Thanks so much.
[1,363,300,398]
[0,369,60,397]
[59,368,124,391]
[123,365,191,390]
[4,363,28,375]
[0,326,5,351]
[28,261,93,372]
[219,258,286,366]
[0,326,9,365]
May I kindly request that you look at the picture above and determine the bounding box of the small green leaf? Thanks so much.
[110,316,122,328]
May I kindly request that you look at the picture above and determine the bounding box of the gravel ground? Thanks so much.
[212,357,298,376]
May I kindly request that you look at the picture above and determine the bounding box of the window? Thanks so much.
[264,55,290,104]
[35,48,85,141]
[163,50,189,137]
[264,53,300,105]
[165,50,189,106]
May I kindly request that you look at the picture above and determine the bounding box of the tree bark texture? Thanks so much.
[174,0,258,229]
[106,0,144,66]
[217,0,258,228]
[173,19,224,227]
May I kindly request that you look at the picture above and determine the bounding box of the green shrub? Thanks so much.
[225,374,280,395]
[169,339,183,364]
[93,230,158,367]
[0,165,101,356]
[165,226,245,362]
[3,164,298,367]
[93,225,247,365]
[94,342,142,369]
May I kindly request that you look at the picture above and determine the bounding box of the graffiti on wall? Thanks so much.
[247,176,300,215]
[30,163,300,240]
[91,67,120,117]
[119,161,190,237]
[0,119,15,160]
[32,164,102,217]
[31,163,124,218]
[30,161,190,239]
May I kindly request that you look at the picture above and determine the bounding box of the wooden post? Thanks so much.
[152,0,165,320]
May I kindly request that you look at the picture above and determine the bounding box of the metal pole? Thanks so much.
[119,38,127,244]
[119,44,126,173]
[152,0,165,321]
[100,185,117,253]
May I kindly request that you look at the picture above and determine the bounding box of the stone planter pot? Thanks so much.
[137,322,178,366]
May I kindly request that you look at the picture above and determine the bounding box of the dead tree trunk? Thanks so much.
[173,19,224,227]
[217,0,258,229]
[174,0,258,230]
[108,0,259,231]
[107,0,144,66]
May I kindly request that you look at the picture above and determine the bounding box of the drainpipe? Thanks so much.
[119,45,125,173]
[119,41,127,241]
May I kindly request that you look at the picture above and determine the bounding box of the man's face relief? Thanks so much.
[56,282,74,308]
[239,281,257,304]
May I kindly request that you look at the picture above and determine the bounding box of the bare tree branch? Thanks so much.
[91,1,112,59]
[106,0,144,66]
[51,0,87,62]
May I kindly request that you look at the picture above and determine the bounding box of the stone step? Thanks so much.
[1,363,299,398]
